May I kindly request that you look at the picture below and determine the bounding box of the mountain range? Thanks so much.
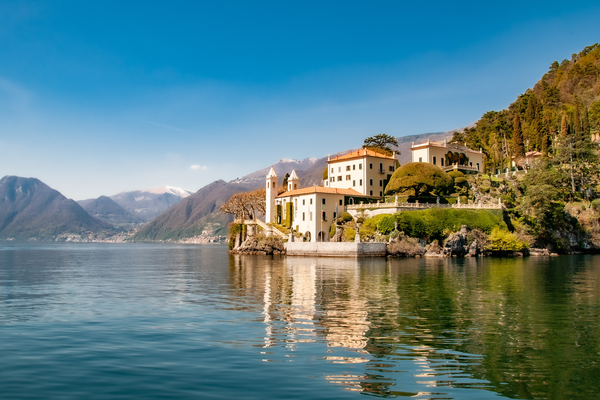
[0,176,113,240]
[0,130,457,241]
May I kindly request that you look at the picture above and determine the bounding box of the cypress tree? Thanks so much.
[561,114,569,137]
[512,114,525,165]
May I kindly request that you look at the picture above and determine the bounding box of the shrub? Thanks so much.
[394,208,505,241]
[454,177,468,186]
[345,228,356,242]
[592,199,600,212]
[356,217,365,224]
[376,214,396,234]
[486,227,527,252]
[385,162,454,196]
[448,170,465,180]
[338,212,353,222]
[329,224,336,238]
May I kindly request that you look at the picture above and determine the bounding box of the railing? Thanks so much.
[346,201,503,210]
[442,164,480,173]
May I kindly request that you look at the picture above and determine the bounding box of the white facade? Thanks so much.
[277,189,352,242]
[325,149,397,197]
[411,140,484,174]
[265,167,278,223]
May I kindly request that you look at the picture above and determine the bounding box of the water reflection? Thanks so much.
[228,254,600,399]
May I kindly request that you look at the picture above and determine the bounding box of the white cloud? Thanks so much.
[190,165,208,170]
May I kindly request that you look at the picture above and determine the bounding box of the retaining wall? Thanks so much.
[285,242,387,257]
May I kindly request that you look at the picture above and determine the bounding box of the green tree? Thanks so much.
[385,162,453,197]
[363,134,399,156]
[512,114,525,166]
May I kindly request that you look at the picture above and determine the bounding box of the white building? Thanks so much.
[324,149,398,197]
[411,140,484,174]
[265,149,392,242]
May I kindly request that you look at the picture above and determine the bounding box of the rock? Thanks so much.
[443,225,469,257]
[425,240,443,257]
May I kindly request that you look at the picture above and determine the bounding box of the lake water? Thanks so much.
[1,242,599,399]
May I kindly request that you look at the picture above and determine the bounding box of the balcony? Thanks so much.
[442,164,480,173]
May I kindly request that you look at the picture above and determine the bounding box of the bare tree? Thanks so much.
[220,188,266,221]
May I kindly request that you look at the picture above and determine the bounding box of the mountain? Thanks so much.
[231,157,321,185]
[131,130,460,241]
[0,176,113,240]
[78,195,143,227]
[132,180,255,241]
[109,186,193,222]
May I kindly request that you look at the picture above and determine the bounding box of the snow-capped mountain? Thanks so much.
[109,186,195,222]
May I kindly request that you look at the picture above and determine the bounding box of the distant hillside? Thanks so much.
[131,130,460,241]
[132,180,255,241]
[453,42,600,171]
[0,176,113,240]
[109,186,193,222]
[78,195,143,227]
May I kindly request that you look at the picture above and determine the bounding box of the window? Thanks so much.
[322,211,326,221]
[470,162,473,167]
[333,212,337,219]
[267,182,269,188]
[380,163,383,172]
[379,180,383,187]
[302,199,305,205]
[380,191,383,196]
[369,179,373,186]
[359,163,362,170]
[310,199,313,205]
[346,166,351,171]
[359,179,363,186]
[441,158,444,166]
[433,156,437,165]
[322,198,326,205]
[338,167,341,172]
[331,168,334,173]
[370,190,373,196]
[419,157,422,162]
[330,177,334,182]
[346,175,351,180]
[353,180,356,186]
[302,212,305,221]
[477,163,480,171]
[352,165,356,170]
[337,176,342,181]
[389,165,394,171]
[369,163,373,169]
[339,199,343,206]
[310,212,313,221]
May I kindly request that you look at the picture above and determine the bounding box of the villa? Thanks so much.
[265,149,395,242]
[411,139,484,174]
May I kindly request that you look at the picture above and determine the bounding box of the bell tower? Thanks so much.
[265,167,278,223]
[288,169,300,191]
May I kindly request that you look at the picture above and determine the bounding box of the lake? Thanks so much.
[1,242,599,399]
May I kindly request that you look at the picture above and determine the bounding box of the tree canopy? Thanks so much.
[385,162,453,197]
[219,188,266,220]
[363,134,398,156]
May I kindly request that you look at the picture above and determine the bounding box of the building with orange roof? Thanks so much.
[324,148,398,197]
[411,139,484,174]
[265,148,397,241]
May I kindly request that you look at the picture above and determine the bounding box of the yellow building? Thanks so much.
[411,139,484,174]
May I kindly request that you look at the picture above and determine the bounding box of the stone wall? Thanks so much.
[285,242,387,257]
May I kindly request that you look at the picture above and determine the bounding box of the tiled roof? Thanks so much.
[277,186,364,198]
[328,148,395,162]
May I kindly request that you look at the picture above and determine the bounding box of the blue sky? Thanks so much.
[1,1,599,200]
